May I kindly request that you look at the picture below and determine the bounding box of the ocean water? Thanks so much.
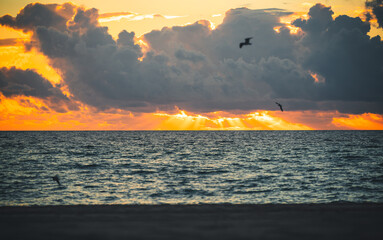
[1,131,383,206]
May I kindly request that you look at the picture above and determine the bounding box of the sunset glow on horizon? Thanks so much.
[2,98,383,130]
[1,1,382,130]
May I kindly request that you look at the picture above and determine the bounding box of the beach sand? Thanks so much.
[1,203,383,240]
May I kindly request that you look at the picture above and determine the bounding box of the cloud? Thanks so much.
[98,12,134,23]
[98,12,185,23]
[0,67,77,112]
[292,4,383,105]
[0,67,63,98]
[332,113,383,130]
[1,3,382,114]
[0,38,20,46]
[0,2,75,31]
[174,48,206,62]
[366,0,383,28]
[99,12,133,18]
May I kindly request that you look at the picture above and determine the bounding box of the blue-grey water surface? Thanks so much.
[1,131,383,206]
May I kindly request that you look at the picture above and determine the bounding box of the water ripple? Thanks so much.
[0,131,383,205]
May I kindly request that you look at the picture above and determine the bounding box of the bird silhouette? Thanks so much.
[239,37,253,48]
[275,102,283,112]
[52,175,61,186]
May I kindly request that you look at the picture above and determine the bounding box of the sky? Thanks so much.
[0,0,382,130]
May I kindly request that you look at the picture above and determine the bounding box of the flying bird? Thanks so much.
[239,37,253,48]
[275,102,284,112]
[52,175,61,186]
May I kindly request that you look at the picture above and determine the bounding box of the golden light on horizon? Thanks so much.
[332,113,383,130]
[1,97,313,131]
[153,109,313,130]
[1,95,383,131]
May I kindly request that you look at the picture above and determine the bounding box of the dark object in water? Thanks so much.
[52,175,61,186]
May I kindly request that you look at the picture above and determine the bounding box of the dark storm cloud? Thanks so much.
[293,4,383,104]
[0,67,65,99]
[366,0,383,28]
[1,2,382,113]
[0,67,78,112]
[0,2,75,31]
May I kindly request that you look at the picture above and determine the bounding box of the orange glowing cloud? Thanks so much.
[0,94,134,130]
[135,37,150,60]
[274,12,307,34]
[332,113,383,130]
[0,44,62,86]
[309,71,326,83]
[98,12,185,23]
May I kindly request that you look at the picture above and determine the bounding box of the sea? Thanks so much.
[1,131,383,206]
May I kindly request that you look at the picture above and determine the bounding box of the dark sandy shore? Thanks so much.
[1,203,383,240]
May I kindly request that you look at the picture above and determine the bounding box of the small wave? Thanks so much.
[39,150,63,155]
[345,144,358,148]
[364,145,380,149]
[103,196,118,201]
[145,149,159,154]
[181,188,214,196]
[83,185,99,189]
[130,169,156,175]
[343,155,363,160]
[369,138,381,144]
[292,147,309,151]
[233,189,273,194]
[203,152,224,157]
[280,187,295,191]
[348,185,376,192]
[196,169,229,175]
[327,149,340,153]
[119,163,132,168]
[177,153,191,159]
[306,167,320,172]
[258,158,271,162]
[215,140,234,144]
[174,169,192,174]
[368,176,383,184]
[82,145,96,149]
[75,163,101,169]
[83,152,99,156]
[149,192,164,198]
[130,154,145,159]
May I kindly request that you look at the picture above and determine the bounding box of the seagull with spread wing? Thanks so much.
[275,102,284,112]
[239,37,253,48]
